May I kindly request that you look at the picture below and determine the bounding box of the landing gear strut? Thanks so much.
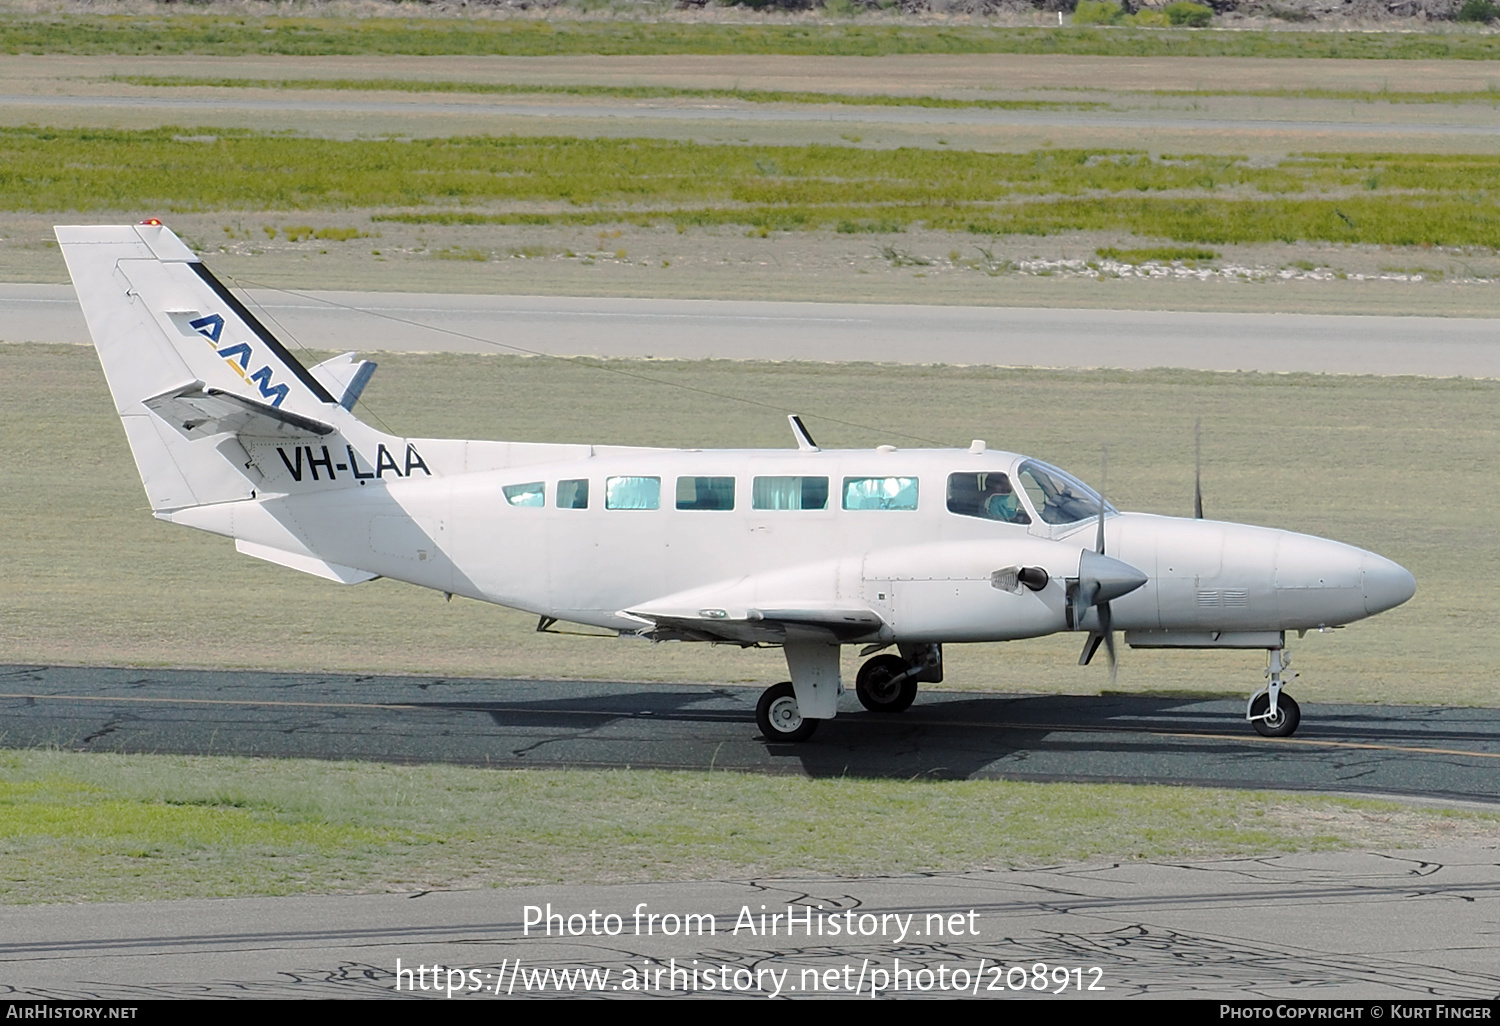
[1247,647,1301,738]
[756,641,841,743]
[756,643,942,742]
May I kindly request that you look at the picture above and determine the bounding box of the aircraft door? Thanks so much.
[547,489,602,616]
[746,460,837,575]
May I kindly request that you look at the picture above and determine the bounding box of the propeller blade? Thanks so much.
[1078,631,1105,666]
[1076,450,1135,682]
[1100,602,1118,682]
[1194,418,1204,519]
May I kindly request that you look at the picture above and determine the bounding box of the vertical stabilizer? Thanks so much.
[57,222,341,512]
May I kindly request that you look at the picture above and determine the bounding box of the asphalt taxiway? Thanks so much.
[8,283,1500,377]
[5,665,1499,803]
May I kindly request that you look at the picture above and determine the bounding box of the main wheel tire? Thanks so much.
[855,654,919,714]
[756,681,818,742]
[1250,692,1301,738]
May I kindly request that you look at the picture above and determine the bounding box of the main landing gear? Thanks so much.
[755,644,942,743]
[1247,647,1301,738]
[756,681,818,743]
[854,654,919,713]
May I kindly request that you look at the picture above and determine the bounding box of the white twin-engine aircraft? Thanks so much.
[59,222,1417,743]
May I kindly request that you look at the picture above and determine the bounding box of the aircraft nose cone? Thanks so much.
[1362,552,1416,615]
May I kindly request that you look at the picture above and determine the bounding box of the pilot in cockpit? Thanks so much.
[980,474,1029,524]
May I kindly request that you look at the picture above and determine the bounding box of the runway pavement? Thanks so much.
[8,283,1500,376]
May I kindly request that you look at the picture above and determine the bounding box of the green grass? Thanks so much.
[109,74,1108,113]
[11,15,1500,60]
[2,750,1490,902]
[0,345,1490,704]
[380,195,1500,249]
[10,127,1500,248]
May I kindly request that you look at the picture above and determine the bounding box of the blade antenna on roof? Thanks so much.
[1194,417,1204,520]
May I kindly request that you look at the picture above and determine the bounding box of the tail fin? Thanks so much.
[57,222,345,512]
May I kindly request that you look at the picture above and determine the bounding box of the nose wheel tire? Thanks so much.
[855,654,919,714]
[1250,693,1301,738]
[756,681,818,742]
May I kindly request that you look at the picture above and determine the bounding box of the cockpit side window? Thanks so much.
[947,472,1031,525]
[1016,460,1110,525]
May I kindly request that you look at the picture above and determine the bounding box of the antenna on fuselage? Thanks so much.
[788,414,820,452]
[1194,417,1205,519]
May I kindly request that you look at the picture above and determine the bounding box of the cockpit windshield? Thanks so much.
[1016,460,1114,525]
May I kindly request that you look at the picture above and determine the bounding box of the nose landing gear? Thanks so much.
[1247,647,1301,738]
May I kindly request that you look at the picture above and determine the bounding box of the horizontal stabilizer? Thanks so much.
[144,385,334,440]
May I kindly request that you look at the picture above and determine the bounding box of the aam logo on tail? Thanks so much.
[189,314,289,408]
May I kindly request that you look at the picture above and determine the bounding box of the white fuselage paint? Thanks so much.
[172,443,1410,647]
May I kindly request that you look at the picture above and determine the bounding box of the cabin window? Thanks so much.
[842,476,919,511]
[605,476,661,510]
[676,476,735,511]
[502,481,545,507]
[946,472,1031,525]
[752,476,829,511]
[1016,460,1109,525]
[557,478,589,510]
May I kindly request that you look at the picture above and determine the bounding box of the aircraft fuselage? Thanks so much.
[170,444,1414,648]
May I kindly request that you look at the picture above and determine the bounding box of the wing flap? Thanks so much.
[625,603,887,644]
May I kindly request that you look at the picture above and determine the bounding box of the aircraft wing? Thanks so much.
[624,603,887,645]
[144,384,334,440]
